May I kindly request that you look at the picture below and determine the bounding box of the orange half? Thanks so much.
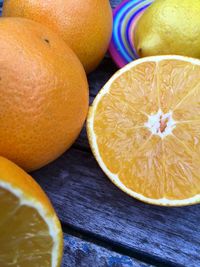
[0,157,63,266]
[87,55,200,206]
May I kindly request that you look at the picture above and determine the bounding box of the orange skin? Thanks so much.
[0,156,63,266]
[0,18,89,171]
[2,0,113,73]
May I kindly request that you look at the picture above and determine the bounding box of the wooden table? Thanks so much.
[2,0,200,266]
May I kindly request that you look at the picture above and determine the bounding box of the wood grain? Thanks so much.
[88,57,118,97]
[63,233,152,267]
[33,148,200,267]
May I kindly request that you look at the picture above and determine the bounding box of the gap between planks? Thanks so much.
[61,221,184,267]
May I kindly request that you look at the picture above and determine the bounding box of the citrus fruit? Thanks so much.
[0,156,63,266]
[134,0,200,59]
[2,0,113,73]
[87,55,200,206]
[0,17,88,172]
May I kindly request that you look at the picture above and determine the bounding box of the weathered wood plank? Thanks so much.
[88,57,118,97]
[33,149,200,267]
[73,124,89,151]
[62,233,153,267]
[110,0,122,9]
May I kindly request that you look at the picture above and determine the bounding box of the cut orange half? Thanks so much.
[87,55,200,206]
[0,157,63,266]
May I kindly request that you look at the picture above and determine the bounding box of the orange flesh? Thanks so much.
[93,59,200,200]
[0,188,53,267]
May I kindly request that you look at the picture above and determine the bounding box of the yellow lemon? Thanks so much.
[134,0,200,58]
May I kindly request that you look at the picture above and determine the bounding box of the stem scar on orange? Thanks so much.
[2,0,113,73]
[0,17,89,172]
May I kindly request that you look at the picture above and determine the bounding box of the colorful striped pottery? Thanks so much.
[109,0,153,68]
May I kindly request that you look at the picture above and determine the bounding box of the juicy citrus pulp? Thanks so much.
[0,157,63,266]
[87,55,200,206]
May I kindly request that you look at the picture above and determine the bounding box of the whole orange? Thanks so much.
[0,18,89,172]
[2,0,113,73]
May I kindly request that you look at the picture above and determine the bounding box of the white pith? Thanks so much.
[0,180,60,267]
[145,109,176,138]
[87,55,200,206]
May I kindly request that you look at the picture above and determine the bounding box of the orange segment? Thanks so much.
[118,136,165,199]
[158,59,200,112]
[162,135,200,200]
[0,157,63,266]
[173,122,200,153]
[0,202,52,265]
[87,55,200,206]
[109,61,159,114]
[173,85,200,121]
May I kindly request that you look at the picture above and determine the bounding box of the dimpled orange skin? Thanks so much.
[0,18,89,172]
[2,0,113,73]
[0,156,63,266]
